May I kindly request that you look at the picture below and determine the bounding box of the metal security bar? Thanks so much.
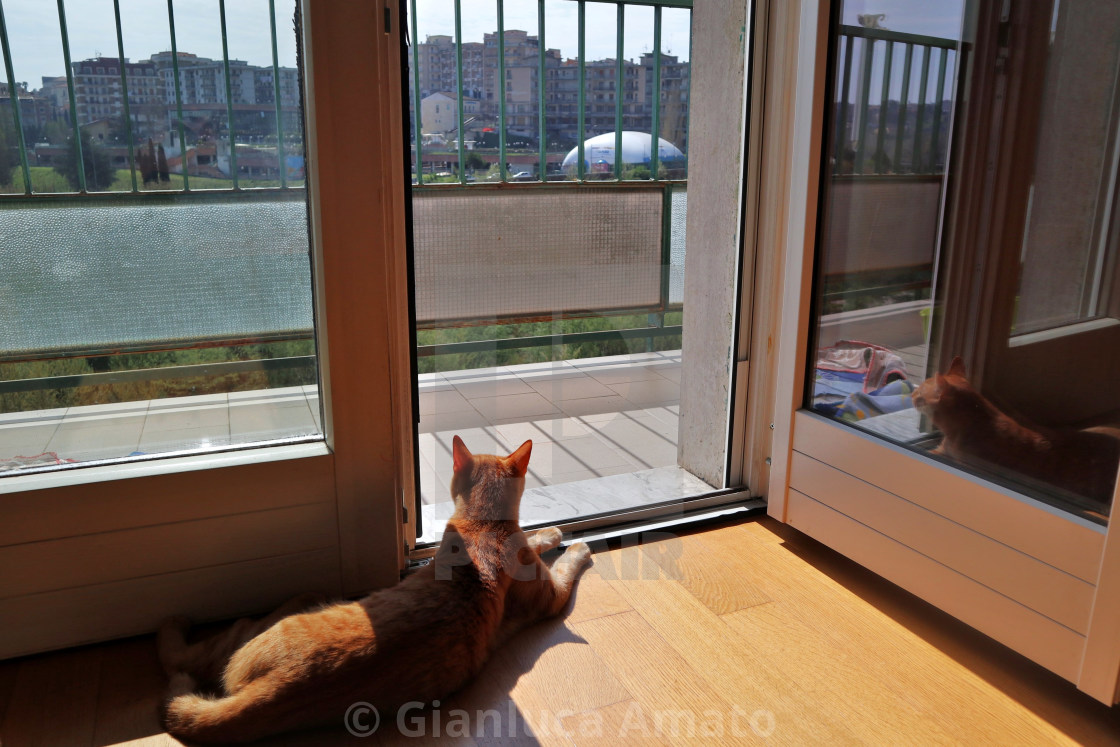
[0,0,303,196]
[219,0,239,189]
[0,0,30,191]
[834,24,957,176]
[112,0,138,191]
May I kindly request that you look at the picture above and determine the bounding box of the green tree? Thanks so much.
[464,152,488,171]
[140,139,158,184]
[54,128,115,191]
[37,120,70,145]
[0,116,18,187]
[157,143,170,182]
[107,114,131,143]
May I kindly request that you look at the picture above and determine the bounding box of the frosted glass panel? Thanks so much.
[3,194,312,357]
[413,187,663,326]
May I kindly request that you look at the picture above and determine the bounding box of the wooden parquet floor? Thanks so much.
[2,517,1119,745]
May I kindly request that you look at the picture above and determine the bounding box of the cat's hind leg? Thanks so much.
[157,592,328,684]
[157,615,194,677]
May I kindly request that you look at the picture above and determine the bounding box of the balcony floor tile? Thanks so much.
[493,416,593,445]
[452,377,536,399]
[469,392,561,421]
[2,354,687,521]
[526,375,616,401]
[605,378,681,406]
[418,389,477,416]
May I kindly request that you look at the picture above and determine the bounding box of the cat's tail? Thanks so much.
[162,676,298,744]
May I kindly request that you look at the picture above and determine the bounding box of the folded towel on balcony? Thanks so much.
[0,451,76,472]
[812,340,913,421]
[834,379,915,422]
[816,340,909,392]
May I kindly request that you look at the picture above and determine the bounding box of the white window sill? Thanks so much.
[0,440,330,495]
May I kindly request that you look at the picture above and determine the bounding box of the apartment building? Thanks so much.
[0,82,57,132]
[414,31,689,150]
[60,53,301,141]
[68,56,163,137]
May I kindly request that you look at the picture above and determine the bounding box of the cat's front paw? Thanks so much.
[562,541,592,568]
[531,526,564,553]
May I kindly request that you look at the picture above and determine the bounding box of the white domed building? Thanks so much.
[562,131,685,175]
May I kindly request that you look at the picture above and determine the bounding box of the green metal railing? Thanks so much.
[834,25,957,175]
[823,26,958,312]
[410,0,691,185]
[0,0,301,196]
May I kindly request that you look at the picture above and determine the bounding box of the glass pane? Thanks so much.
[413,0,459,183]
[658,7,689,179]
[3,0,73,194]
[409,0,705,543]
[544,0,577,169]
[620,3,652,180]
[1013,1,1120,333]
[0,0,320,474]
[118,0,176,191]
[810,0,1120,524]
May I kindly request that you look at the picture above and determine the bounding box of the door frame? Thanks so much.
[762,0,1120,704]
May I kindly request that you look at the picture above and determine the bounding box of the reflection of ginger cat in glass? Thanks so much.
[912,357,1120,509]
[159,436,591,744]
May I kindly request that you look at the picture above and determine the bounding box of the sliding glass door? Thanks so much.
[780,0,1120,696]
[404,0,759,545]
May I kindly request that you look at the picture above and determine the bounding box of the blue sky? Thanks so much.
[3,0,690,91]
[412,0,691,63]
[4,0,299,88]
[5,1,956,92]
[841,0,964,40]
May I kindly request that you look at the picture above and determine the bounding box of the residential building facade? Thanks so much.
[413,30,690,152]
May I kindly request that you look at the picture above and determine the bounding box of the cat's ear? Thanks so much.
[452,435,473,474]
[948,356,966,377]
[507,440,532,477]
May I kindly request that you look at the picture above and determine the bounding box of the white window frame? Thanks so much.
[0,2,415,658]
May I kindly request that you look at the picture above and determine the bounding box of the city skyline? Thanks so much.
[0,1,969,93]
[413,0,691,65]
[2,0,299,91]
[3,0,688,93]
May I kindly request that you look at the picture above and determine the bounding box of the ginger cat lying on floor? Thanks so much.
[159,436,591,743]
[912,357,1120,509]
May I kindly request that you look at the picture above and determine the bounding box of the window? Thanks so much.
[0,0,316,473]
[807,0,1119,522]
